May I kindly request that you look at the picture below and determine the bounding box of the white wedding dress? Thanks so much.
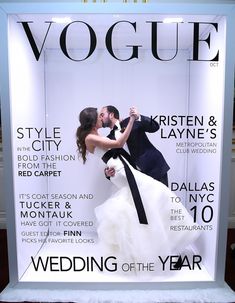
[94,147,200,266]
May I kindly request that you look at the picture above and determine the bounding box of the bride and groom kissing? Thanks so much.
[76,105,200,273]
[99,105,170,186]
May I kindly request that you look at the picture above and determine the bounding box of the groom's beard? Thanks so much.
[102,118,112,128]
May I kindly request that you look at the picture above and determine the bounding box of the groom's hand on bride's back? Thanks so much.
[104,167,116,179]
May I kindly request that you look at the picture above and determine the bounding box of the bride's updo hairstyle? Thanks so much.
[76,107,98,163]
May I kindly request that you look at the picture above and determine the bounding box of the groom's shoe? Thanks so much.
[174,256,183,270]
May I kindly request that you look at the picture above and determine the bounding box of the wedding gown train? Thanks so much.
[94,147,201,266]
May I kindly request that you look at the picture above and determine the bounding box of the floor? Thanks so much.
[0,228,234,302]
[225,228,235,292]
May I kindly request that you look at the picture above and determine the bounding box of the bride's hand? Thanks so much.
[129,106,139,120]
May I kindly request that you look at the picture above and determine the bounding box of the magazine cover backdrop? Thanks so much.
[8,13,225,283]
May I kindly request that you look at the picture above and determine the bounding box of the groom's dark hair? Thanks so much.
[106,105,120,119]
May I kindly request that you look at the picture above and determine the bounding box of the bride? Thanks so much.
[76,106,200,270]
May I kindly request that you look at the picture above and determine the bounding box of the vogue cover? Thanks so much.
[8,13,225,283]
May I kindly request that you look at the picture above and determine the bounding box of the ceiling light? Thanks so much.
[51,17,72,24]
[163,17,183,24]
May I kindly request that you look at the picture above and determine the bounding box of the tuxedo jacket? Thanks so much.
[108,115,170,181]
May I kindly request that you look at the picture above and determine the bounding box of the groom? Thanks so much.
[100,105,170,186]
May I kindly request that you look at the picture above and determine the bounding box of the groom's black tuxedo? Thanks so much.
[107,115,170,186]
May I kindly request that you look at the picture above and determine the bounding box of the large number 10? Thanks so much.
[190,206,213,223]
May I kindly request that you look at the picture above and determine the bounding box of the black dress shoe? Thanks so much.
[174,256,183,269]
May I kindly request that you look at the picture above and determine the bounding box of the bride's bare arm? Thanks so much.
[86,115,135,150]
